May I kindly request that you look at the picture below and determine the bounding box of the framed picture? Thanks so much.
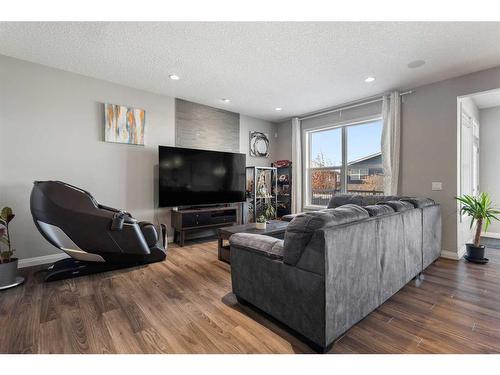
[104,103,145,145]
[249,131,270,157]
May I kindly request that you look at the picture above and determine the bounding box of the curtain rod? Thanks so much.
[298,90,414,121]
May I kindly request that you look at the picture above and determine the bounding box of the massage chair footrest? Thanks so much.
[45,258,152,282]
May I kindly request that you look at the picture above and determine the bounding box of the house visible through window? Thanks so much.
[305,118,384,207]
[349,168,369,180]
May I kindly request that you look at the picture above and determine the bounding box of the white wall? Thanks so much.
[480,106,500,234]
[240,115,277,167]
[0,55,275,261]
[401,65,500,259]
[274,120,292,161]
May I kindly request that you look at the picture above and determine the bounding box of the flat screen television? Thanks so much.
[159,146,246,207]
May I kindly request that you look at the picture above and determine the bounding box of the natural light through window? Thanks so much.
[306,119,384,207]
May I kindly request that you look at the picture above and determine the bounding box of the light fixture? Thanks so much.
[220,98,231,103]
[275,107,282,111]
[364,76,375,83]
[169,74,180,80]
[407,60,426,69]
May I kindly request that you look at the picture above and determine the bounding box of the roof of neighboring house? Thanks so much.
[348,152,382,166]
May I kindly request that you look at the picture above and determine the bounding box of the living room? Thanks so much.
[2,1,500,373]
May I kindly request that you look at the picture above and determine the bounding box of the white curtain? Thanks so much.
[381,91,401,195]
[291,117,302,213]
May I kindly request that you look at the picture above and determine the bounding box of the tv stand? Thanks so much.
[177,204,227,211]
[171,206,238,246]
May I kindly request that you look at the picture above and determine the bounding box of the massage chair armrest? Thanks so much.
[98,204,134,220]
[229,233,284,260]
[138,222,167,248]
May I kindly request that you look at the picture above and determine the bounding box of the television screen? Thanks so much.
[159,146,246,207]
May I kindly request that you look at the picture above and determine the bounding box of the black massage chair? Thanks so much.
[30,180,167,281]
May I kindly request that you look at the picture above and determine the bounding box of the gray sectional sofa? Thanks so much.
[229,195,441,352]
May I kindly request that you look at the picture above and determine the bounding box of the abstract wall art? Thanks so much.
[104,103,145,145]
[249,131,270,157]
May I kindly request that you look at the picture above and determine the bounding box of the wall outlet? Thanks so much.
[432,182,442,191]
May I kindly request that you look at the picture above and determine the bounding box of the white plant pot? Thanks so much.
[256,222,266,230]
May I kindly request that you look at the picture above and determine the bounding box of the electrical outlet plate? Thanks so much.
[431,182,442,191]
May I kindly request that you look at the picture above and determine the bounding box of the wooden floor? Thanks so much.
[1,240,500,354]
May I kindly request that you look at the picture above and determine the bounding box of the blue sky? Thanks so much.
[311,120,382,166]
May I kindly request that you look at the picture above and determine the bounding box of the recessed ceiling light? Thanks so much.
[169,74,180,80]
[364,76,375,83]
[407,60,426,69]
[220,98,231,103]
[275,107,283,111]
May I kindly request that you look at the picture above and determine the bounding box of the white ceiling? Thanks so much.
[2,22,500,122]
[471,89,500,109]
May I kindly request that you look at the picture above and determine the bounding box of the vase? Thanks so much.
[0,258,24,290]
[256,222,266,230]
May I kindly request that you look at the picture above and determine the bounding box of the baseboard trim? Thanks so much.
[441,248,466,261]
[482,231,500,239]
[18,253,69,268]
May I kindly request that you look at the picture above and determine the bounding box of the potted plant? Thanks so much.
[0,207,24,289]
[456,193,500,263]
[255,204,276,230]
[256,215,267,230]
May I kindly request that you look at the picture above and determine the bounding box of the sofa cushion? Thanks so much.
[284,205,369,265]
[229,233,284,260]
[364,204,395,217]
[380,200,414,212]
[327,194,401,208]
[401,197,436,208]
[327,194,364,208]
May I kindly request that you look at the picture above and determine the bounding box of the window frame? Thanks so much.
[349,168,369,181]
[303,115,383,210]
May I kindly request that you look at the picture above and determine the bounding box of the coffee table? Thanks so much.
[218,220,289,263]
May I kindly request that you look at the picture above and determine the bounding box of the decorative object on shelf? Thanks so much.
[249,131,270,157]
[104,103,145,145]
[0,207,24,290]
[272,161,292,217]
[456,192,500,264]
[245,166,277,223]
[274,159,291,168]
[256,171,269,197]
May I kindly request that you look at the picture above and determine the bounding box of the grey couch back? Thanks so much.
[283,196,437,273]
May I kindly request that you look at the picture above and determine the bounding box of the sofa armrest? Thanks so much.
[229,233,284,260]
[281,213,302,222]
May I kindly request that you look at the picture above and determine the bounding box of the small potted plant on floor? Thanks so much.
[456,193,500,264]
[0,207,24,290]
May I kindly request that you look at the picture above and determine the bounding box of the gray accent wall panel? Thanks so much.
[175,98,240,152]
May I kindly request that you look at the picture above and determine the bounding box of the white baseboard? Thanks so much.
[440,248,466,260]
[482,231,500,239]
[18,253,69,268]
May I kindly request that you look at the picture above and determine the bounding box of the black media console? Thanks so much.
[171,206,238,246]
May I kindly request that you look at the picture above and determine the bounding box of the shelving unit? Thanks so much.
[272,161,292,218]
[245,166,277,223]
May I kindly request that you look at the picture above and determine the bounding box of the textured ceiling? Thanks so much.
[1,22,500,121]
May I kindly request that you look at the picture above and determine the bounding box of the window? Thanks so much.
[349,168,369,181]
[305,118,384,208]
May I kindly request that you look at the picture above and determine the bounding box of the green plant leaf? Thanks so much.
[1,207,14,223]
[456,193,500,233]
